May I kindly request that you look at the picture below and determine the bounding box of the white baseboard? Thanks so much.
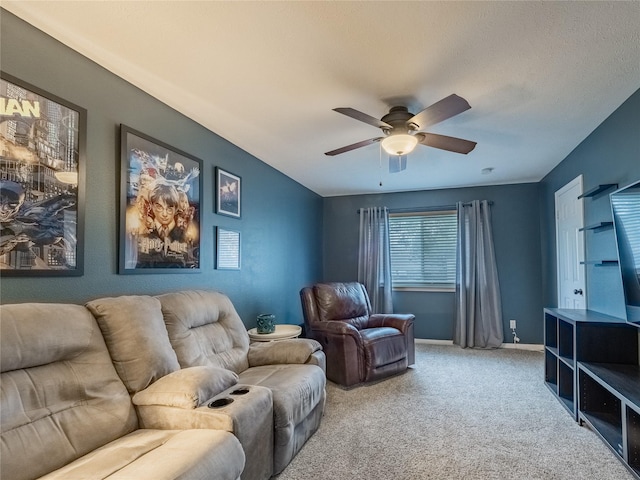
[415,339,454,346]
[415,338,544,352]
[500,342,544,351]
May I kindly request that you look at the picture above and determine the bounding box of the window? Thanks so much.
[388,210,457,290]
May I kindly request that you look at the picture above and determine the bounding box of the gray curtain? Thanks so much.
[358,207,393,313]
[454,200,503,348]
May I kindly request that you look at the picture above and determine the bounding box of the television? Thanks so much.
[610,179,640,327]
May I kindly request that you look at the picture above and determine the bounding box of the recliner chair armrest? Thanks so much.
[308,320,363,347]
[307,321,363,386]
[368,314,415,333]
[132,366,239,409]
[247,338,322,367]
[312,320,360,336]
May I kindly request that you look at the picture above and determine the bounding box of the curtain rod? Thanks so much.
[357,201,493,214]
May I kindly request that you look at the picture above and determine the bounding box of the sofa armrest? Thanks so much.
[368,313,415,333]
[132,366,238,409]
[306,350,327,374]
[135,384,273,432]
[247,338,322,367]
[136,384,274,480]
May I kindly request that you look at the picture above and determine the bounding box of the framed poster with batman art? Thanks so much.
[0,72,86,276]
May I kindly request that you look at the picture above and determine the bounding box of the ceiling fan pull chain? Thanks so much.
[379,143,383,187]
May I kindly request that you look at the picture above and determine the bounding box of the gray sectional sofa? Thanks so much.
[0,290,326,480]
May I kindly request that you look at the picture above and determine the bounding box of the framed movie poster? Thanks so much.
[0,72,86,276]
[216,167,241,218]
[119,125,202,273]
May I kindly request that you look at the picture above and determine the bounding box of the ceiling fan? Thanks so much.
[325,94,477,172]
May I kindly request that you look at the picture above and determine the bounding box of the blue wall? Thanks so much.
[0,11,323,328]
[322,183,544,342]
[540,88,640,318]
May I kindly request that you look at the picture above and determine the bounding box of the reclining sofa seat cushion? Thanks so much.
[0,302,245,480]
[157,290,327,475]
[36,429,244,480]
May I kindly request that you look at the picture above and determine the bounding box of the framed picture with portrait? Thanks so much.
[0,72,86,276]
[216,167,241,218]
[119,125,202,274]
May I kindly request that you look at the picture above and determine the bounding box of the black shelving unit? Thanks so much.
[544,308,639,478]
[580,260,619,267]
[578,363,640,478]
[629,407,640,475]
[544,309,637,417]
[579,212,616,265]
[577,183,618,199]
[579,221,614,232]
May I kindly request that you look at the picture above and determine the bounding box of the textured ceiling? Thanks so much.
[3,1,639,196]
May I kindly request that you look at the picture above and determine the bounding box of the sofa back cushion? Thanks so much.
[157,290,250,374]
[86,295,180,393]
[0,303,138,480]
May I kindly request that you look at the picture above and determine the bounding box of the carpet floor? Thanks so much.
[275,343,634,479]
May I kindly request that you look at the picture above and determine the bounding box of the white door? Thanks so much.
[555,175,586,309]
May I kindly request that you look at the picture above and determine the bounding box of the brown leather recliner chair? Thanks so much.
[300,282,415,387]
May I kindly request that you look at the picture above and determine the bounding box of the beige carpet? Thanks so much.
[275,343,634,479]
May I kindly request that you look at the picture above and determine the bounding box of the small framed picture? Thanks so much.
[215,227,240,270]
[216,167,241,218]
[119,125,202,273]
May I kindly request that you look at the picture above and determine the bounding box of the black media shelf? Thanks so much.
[581,410,624,455]
[544,308,639,479]
[580,363,640,406]
[578,362,640,478]
[628,407,640,476]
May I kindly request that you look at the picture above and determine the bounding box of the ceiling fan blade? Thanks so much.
[324,137,383,156]
[408,94,471,129]
[389,155,407,173]
[333,108,393,129]
[417,133,477,154]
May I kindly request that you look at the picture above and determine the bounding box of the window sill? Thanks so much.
[393,286,455,293]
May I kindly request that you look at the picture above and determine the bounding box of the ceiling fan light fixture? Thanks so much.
[381,134,418,156]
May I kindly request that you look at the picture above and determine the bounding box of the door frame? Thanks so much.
[555,175,586,308]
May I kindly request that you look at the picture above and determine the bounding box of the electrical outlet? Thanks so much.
[510,319,517,329]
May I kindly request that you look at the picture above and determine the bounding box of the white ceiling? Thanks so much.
[3,1,639,197]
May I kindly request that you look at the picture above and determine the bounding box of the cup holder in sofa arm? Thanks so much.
[208,397,234,408]
[230,388,250,395]
[207,387,249,407]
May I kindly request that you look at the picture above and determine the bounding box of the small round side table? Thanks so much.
[247,324,302,342]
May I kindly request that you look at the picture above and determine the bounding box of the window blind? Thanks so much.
[388,211,457,288]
